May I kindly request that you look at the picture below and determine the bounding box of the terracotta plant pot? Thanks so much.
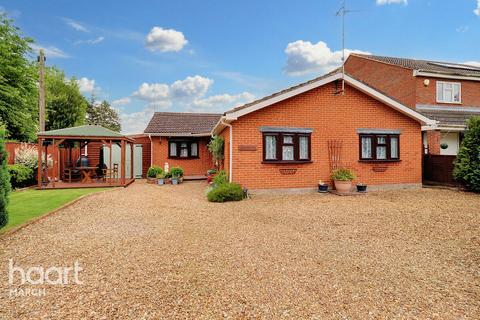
[147,177,157,184]
[334,180,352,193]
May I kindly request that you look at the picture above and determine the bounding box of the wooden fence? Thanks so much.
[423,154,458,186]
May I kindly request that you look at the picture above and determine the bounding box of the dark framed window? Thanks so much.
[262,132,311,163]
[169,140,199,159]
[359,134,399,161]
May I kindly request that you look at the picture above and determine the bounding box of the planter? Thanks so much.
[318,184,329,193]
[356,184,367,192]
[157,179,165,185]
[334,180,352,194]
[147,177,157,184]
[171,178,179,185]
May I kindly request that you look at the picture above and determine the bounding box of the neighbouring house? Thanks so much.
[344,54,480,157]
[143,112,222,177]
[211,70,435,191]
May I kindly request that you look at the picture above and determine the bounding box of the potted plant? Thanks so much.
[171,174,179,185]
[147,166,162,184]
[356,182,367,192]
[318,180,329,193]
[157,173,165,185]
[164,171,172,184]
[331,168,356,194]
[170,167,184,183]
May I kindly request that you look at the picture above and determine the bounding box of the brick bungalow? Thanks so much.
[143,112,221,177]
[211,70,435,191]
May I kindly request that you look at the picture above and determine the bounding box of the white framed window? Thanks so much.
[436,81,461,103]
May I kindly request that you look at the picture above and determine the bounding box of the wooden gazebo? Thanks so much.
[37,125,135,189]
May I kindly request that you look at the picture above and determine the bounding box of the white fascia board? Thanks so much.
[413,70,480,82]
[344,75,437,125]
[421,125,465,132]
[225,73,343,120]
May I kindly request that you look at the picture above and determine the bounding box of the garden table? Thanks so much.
[77,166,97,184]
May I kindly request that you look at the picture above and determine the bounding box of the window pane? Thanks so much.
[376,146,387,159]
[180,147,188,157]
[453,84,460,102]
[283,135,293,144]
[265,135,276,160]
[282,146,294,160]
[437,83,444,101]
[170,142,177,156]
[191,143,198,157]
[299,136,309,159]
[390,137,398,158]
[377,136,386,144]
[361,137,372,159]
[444,87,453,102]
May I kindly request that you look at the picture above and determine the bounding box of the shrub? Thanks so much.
[170,166,184,178]
[331,168,356,181]
[454,116,480,192]
[147,166,163,178]
[207,182,244,202]
[213,170,228,185]
[8,164,34,189]
[0,127,10,228]
[14,143,52,170]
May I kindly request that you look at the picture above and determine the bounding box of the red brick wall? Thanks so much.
[228,82,423,190]
[345,55,417,108]
[426,130,441,155]
[151,136,213,176]
[415,77,480,107]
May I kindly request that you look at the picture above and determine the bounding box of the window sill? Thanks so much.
[262,160,312,164]
[436,100,461,105]
[168,157,200,160]
[359,159,401,163]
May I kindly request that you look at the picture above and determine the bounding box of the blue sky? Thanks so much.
[1,0,479,133]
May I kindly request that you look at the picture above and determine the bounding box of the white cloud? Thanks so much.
[120,106,156,135]
[376,0,407,5]
[284,40,370,76]
[145,27,188,52]
[475,0,480,16]
[63,18,89,32]
[75,36,105,45]
[171,75,213,98]
[112,97,131,106]
[190,92,255,112]
[464,61,480,68]
[456,25,469,33]
[132,83,170,101]
[30,44,68,58]
[76,77,95,94]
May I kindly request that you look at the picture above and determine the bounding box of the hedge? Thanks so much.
[0,127,10,228]
[8,164,35,189]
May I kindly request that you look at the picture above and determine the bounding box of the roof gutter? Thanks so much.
[413,70,480,82]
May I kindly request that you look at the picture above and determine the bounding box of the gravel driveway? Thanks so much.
[1,181,479,319]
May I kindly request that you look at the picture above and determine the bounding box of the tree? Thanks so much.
[0,14,38,141]
[45,67,87,131]
[0,126,11,228]
[86,99,121,132]
[454,116,480,193]
[207,135,224,169]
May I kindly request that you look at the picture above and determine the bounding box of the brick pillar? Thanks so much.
[426,130,441,155]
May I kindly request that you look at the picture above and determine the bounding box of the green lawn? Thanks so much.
[2,188,110,233]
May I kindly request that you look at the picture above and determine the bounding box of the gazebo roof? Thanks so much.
[38,125,130,140]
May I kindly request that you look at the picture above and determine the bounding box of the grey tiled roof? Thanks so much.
[225,68,342,114]
[416,105,480,127]
[353,54,480,78]
[144,112,222,135]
